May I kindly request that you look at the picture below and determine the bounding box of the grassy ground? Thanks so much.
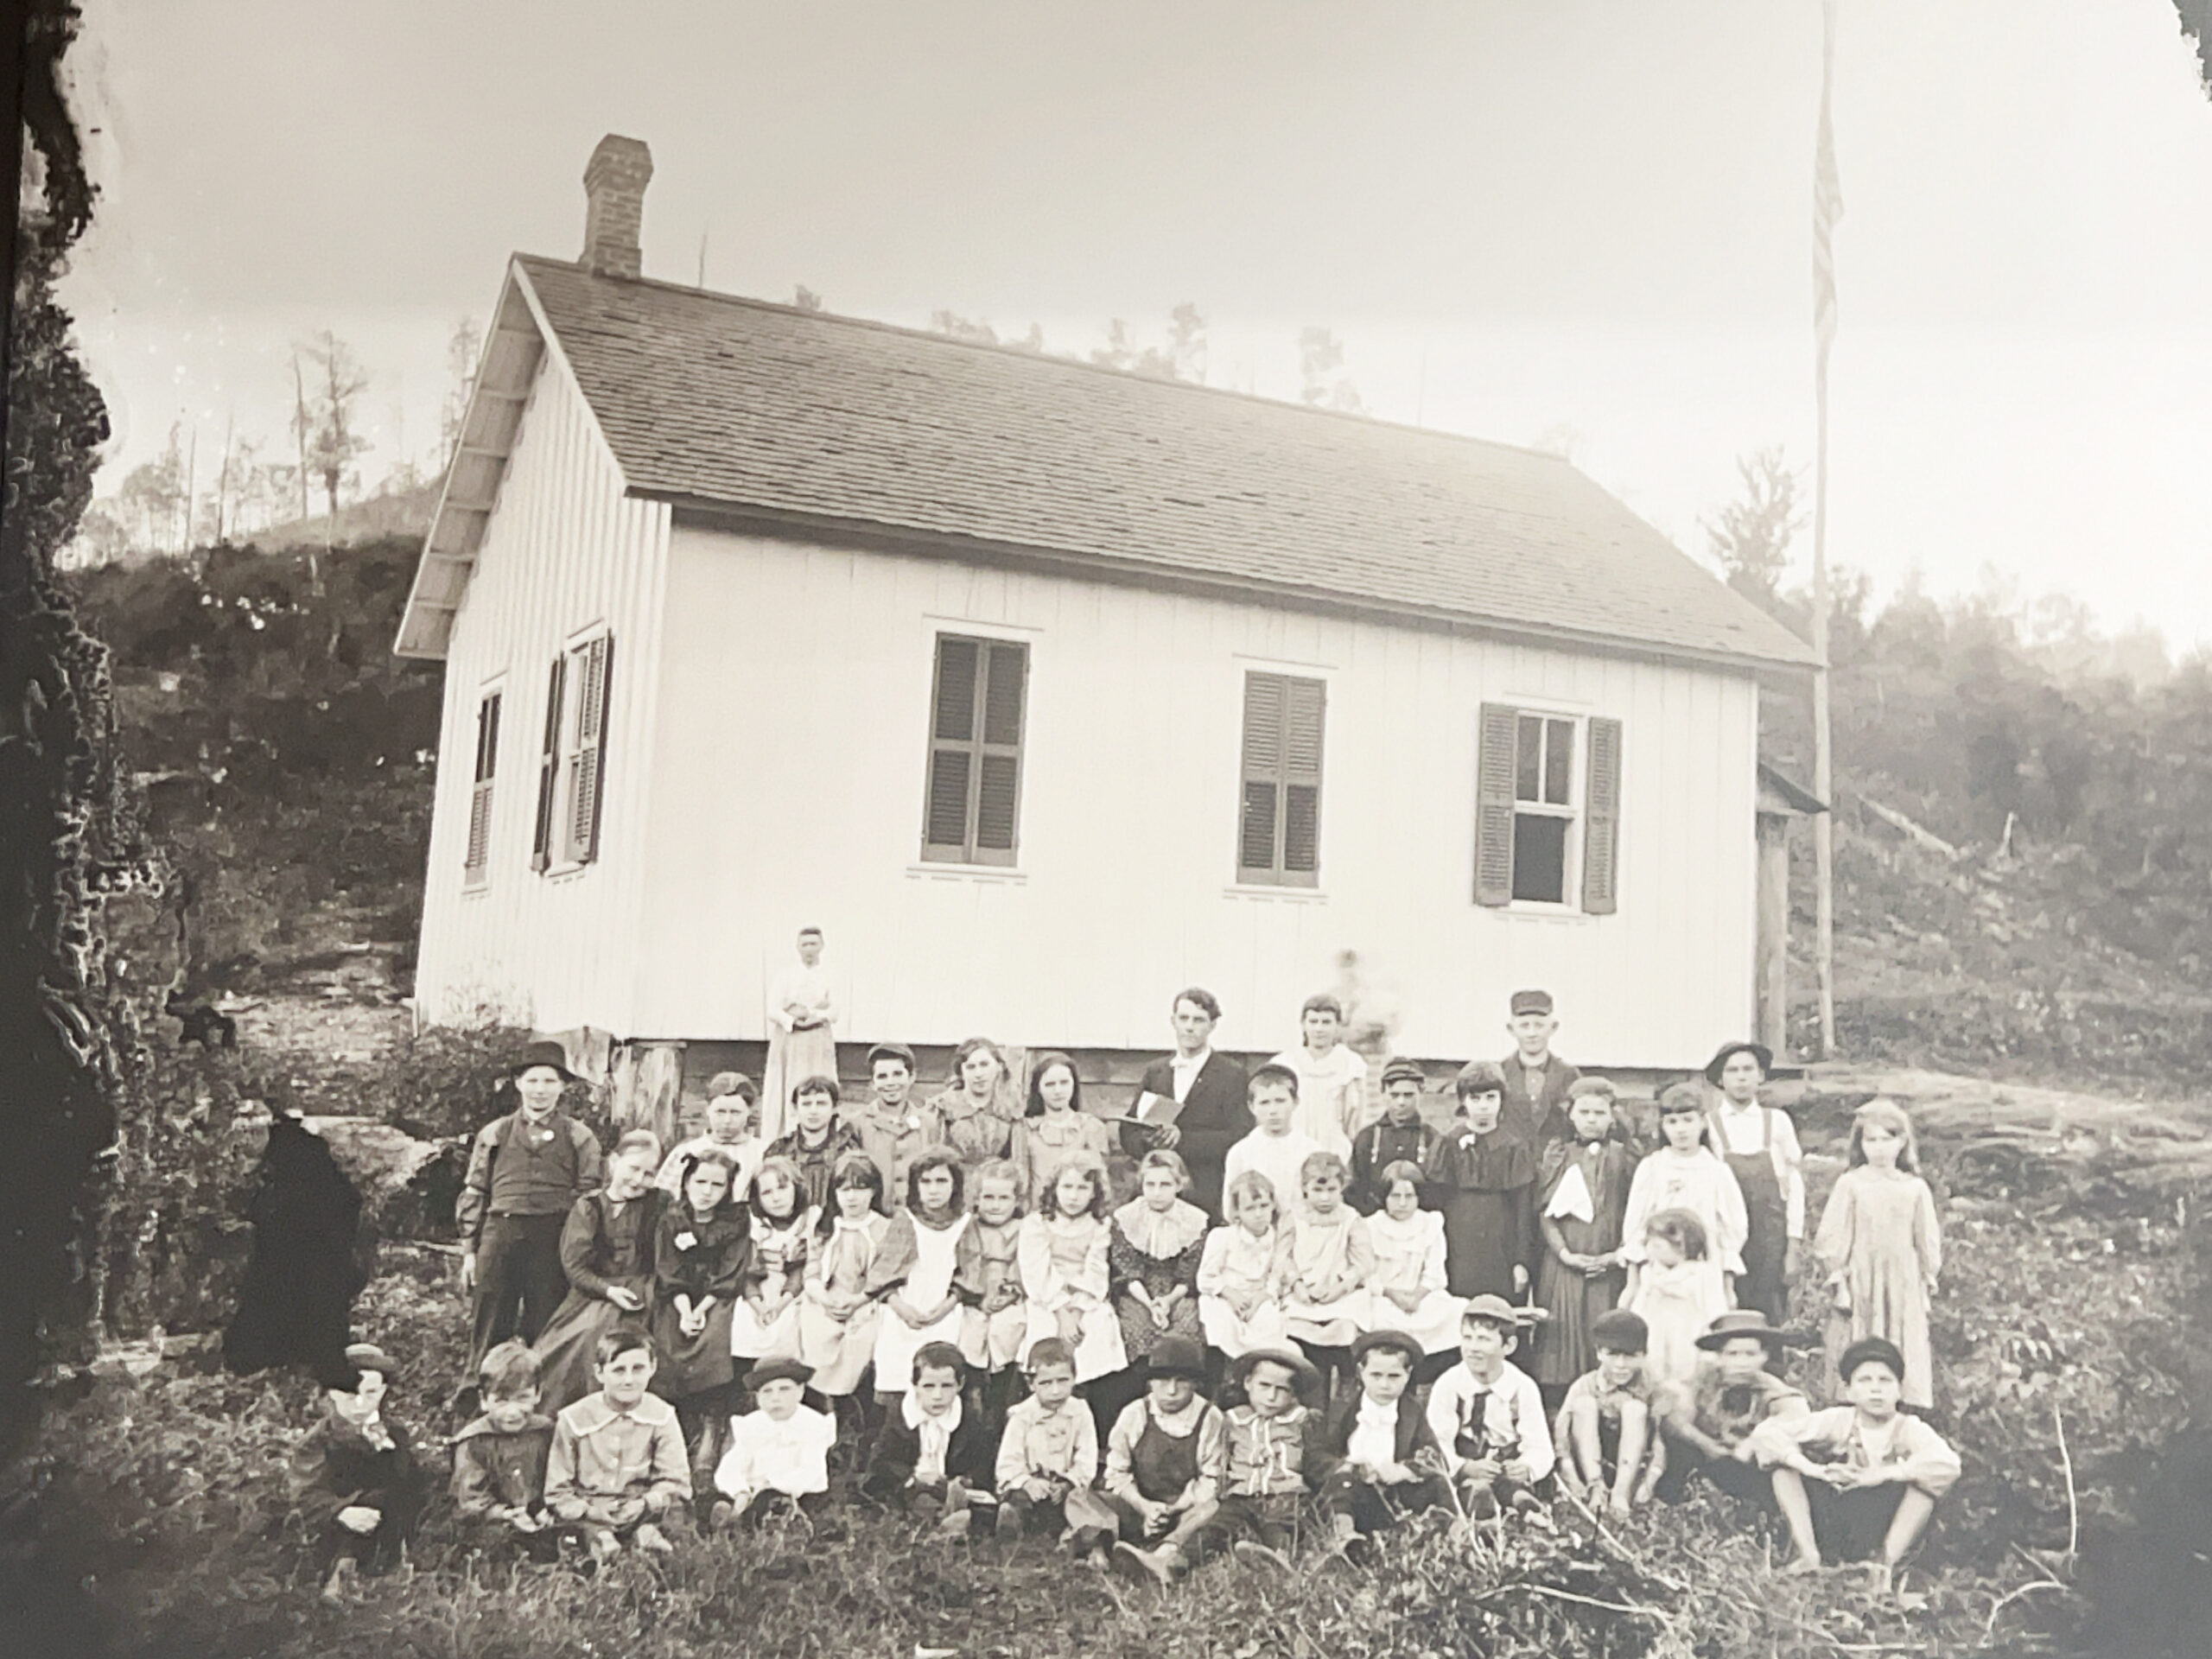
[13,1086,2203,1659]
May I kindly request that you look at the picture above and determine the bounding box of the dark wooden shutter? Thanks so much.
[1581,715,1622,915]
[923,635,1027,864]
[531,657,564,873]
[565,634,613,865]
[1238,672,1324,887]
[1474,702,1518,906]
[464,691,500,882]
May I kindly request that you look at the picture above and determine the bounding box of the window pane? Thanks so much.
[1283,784,1319,873]
[934,638,979,741]
[982,644,1026,747]
[1511,811,1568,903]
[1240,779,1280,873]
[925,748,972,848]
[1515,715,1543,802]
[976,753,1019,851]
[1545,718,1575,805]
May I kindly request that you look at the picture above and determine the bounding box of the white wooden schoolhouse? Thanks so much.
[397,135,1821,1130]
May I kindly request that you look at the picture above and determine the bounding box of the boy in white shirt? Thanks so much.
[1266,994,1370,1158]
[1223,1066,1325,1224]
[1426,1294,1555,1517]
[709,1356,838,1531]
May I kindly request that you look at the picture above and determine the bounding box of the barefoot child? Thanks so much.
[862,1341,995,1536]
[1198,1171,1293,1359]
[957,1158,1029,1425]
[1018,1156,1128,1387]
[1223,1065,1326,1227]
[1280,1152,1376,1399]
[993,1338,1111,1542]
[1532,1078,1635,1406]
[289,1343,428,1603]
[1427,1294,1554,1516]
[1350,1059,1441,1215]
[1554,1309,1664,1516]
[870,1150,973,1415]
[709,1355,837,1530]
[1315,1329,1446,1550]
[1363,1160,1465,1366]
[1814,1098,1942,1408]
[545,1331,692,1560]
[1424,1061,1538,1302]
[1751,1337,1961,1589]
[657,1072,765,1205]
[450,1339,556,1558]
[729,1154,814,1376]
[1623,1208,1726,1394]
[766,1076,867,1217]
[650,1147,753,1481]
[1096,1336,1224,1586]
[798,1154,893,1414]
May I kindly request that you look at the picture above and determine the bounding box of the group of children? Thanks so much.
[299,991,1958,1601]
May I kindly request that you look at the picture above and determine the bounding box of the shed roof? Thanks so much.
[402,254,1821,671]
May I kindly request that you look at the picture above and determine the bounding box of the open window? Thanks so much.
[1475,704,1620,912]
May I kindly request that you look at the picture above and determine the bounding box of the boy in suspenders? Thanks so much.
[1702,1042,1803,1329]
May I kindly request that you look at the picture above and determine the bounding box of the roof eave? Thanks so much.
[647,492,1824,677]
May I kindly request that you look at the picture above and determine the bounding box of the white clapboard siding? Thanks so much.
[413,311,672,1035]
[621,524,1759,1070]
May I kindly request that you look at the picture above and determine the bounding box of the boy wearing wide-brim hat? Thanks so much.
[1700,1041,1805,1331]
[1652,1310,1814,1508]
[455,1041,606,1378]
[289,1343,428,1603]
[1199,1347,1330,1567]
[1097,1335,1224,1585]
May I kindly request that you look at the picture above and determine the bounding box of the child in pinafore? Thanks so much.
[728,1154,814,1375]
[1814,1098,1942,1409]
[869,1150,974,1412]
[798,1154,893,1407]
[1018,1156,1128,1386]
[1621,1084,1748,1388]
[956,1157,1028,1424]
[1280,1151,1376,1398]
[1363,1160,1464,1364]
[649,1146,753,1481]
[532,1130,665,1414]
[1533,1078,1636,1405]
[1424,1060,1538,1301]
[1198,1170,1293,1359]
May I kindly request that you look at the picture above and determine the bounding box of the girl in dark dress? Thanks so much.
[1423,1061,1537,1301]
[531,1130,665,1414]
[650,1146,753,1481]
[1532,1079,1637,1405]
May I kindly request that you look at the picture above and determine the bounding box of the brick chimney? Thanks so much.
[582,134,652,279]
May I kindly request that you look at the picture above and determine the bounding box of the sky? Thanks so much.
[55,0,2212,645]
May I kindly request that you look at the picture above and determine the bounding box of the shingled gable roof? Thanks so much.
[407,252,1819,671]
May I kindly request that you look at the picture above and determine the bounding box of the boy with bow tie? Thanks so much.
[289,1343,428,1603]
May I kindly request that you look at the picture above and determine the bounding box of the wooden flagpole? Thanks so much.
[1812,0,1843,1058]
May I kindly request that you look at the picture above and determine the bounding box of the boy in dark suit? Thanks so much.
[289,1344,429,1603]
[1122,987,1251,1219]
[1314,1329,1446,1554]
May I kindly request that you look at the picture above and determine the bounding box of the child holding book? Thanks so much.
[1814,1098,1942,1409]
[1198,1170,1293,1359]
[1424,1060,1538,1302]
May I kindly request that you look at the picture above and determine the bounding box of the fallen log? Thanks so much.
[1857,794,1962,861]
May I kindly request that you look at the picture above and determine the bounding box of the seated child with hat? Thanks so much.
[545,1330,692,1560]
[1652,1310,1812,1510]
[992,1338,1116,1544]
[1425,1295,1555,1516]
[449,1338,557,1559]
[288,1342,428,1604]
[1750,1336,1961,1592]
[1553,1309,1665,1516]
[1094,1335,1225,1585]
[1314,1329,1446,1551]
[1200,1345,1329,1569]
[861,1340,995,1537]
[710,1355,838,1531]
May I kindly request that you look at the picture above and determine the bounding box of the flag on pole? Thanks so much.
[1814,0,1845,355]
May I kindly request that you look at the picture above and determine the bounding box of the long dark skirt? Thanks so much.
[532,1292,647,1414]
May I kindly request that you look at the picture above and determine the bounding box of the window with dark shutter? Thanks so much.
[531,657,564,873]
[922,634,1027,865]
[1237,671,1325,887]
[1475,704,1619,912]
[562,633,614,866]
[463,690,501,886]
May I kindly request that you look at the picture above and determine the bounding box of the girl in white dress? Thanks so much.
[1619,1086,1750,1327]
[1363,1159,1463,1357]
[1198,1170,1292,1357]
[728,1154,814,1368]
[869,1149,974,1403]
[1624,1207,1727,1391]
[798,1154,891,1401]
[1265,994,1372,1158]
[1015,1156,1127,1384]
[1278,1152,1376,1398]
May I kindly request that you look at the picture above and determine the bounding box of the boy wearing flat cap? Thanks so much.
[288,1343,428,1604]
[855,1041,944,1206]
[1350,1058,1441,1215]
[1501,989,1580,1152]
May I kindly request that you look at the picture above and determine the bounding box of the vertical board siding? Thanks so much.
[413,331,671,1036]
[626,525,1762,1069]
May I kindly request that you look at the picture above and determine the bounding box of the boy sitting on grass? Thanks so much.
[289,1343,428,1604]
[1652,1311,1811,1511]
[993,1338,1113,1543]
[1554,1309,1665,1516]
[545,1331,691,1560]
[1203,1345,1327,1569]
[1751,1337,1961,1592]
[710,1355,838,1532]
[450,1338,557,1559]
[1316,1329,1445,1555]
[1427,1294,1554,1517]
[1096,1335,1224,1586]
[862,1340,995,1537]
